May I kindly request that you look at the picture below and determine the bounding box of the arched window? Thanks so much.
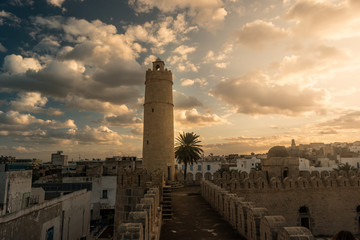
[156,65,160,71]
[299,206,308,214]
[283,167,289,179]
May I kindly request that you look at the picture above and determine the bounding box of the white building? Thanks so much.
[176,157,222,179]
[0,169,32,216]
[339,156,360,168]
[0,189,91,240]
[63,175,117,220]
[51,150,68,166]
[231,156,261,173]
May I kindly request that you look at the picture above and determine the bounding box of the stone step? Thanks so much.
[162,213,173,220]
[162,206,172,210]
[162,185,173,221]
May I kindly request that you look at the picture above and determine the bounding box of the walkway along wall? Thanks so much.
[201,180,315,240]
[210,169,360,236]
[114,169,163,240]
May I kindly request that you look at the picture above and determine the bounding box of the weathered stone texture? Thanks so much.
[142,58,175,181]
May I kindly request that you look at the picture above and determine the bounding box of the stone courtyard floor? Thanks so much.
[160,185,245,240]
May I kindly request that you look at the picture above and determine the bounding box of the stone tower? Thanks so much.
[142,58,175,181]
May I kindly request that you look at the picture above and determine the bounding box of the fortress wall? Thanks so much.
[206,169,360,236]
[116,187,161,240]
[202,180,315,240]
[115,169,163,240]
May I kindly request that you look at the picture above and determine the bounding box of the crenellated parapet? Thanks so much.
[213,169,360,192]
[203,167,360,236]
[115,168,164,240]
[201,180,314,240]
[116,187,162,240]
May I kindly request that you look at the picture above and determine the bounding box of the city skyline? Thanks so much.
[1,0,360,161]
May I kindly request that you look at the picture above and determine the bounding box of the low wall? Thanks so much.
[0,189,91,240]
[116,187,161,240]
[201,180,314,240]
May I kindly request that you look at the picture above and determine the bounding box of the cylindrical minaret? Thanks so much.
[142,58,175,181]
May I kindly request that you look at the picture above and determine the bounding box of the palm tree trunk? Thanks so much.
[184,162,187,181]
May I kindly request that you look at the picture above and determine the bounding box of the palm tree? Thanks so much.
[333,162,356,173]
[175,132,204,181]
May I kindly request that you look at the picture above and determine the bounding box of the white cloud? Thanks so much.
[128,0,227,31]
[3,54,42,74]
[167,45,198,72]
[10,92,63,116]
[125,14,197,54]
[175,108,226,128]
[270,44,350,84]
[233,20,289,50]
[12,146,35,153]
[180,78,207,87]
[65,96,133,115]
[285,0,360,39]
[203,42,233,68]
[74,125,123,145]
[98,114,142,127]
[46,0,65,8]
[143,55,157,67]
[0,110,41,125]
[0,16,144,108]
[0,110,75,129]
[210,71,327,116]
[0,10,21,26]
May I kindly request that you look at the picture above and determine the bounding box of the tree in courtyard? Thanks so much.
[333,162,356,173]
[175,132,204,181]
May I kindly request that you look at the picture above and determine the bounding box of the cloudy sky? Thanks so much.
[1,0,360,161]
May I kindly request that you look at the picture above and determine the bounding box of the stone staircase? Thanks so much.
[161,185,173,220]
[166,180,184,189]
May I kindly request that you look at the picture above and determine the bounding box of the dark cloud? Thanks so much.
[97,114,142,126]
[173,91,203,110]
[317,111,360,130]
[211,71,327,116]
[233,20,288,49]
[92,61,144,87]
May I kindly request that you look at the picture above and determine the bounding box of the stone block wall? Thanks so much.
[117,223,143,240]
[211,169,360,236]
[201,180,314,240]
[116,187,161,240]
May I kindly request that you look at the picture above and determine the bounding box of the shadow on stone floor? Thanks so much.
[160,185,245,240]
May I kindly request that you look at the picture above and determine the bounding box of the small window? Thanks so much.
[46,226,54,240]
[156,65,160,71]
[207,165,211,171]
[152,108,154,112]
[190,165,193,171]
[198,165,202,171]
[299,206,308,214]
[102,190,108,199]
[147,140,149,145]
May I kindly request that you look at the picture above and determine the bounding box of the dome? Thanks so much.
[267,146,289,159]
